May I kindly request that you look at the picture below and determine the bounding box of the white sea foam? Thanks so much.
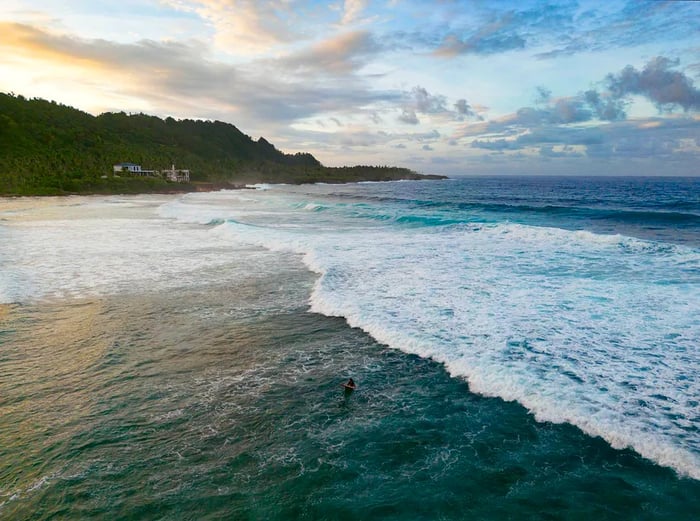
[0,197,268,303]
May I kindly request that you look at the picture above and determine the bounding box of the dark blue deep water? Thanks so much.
[1,176,699,519]
[323,176,700,245]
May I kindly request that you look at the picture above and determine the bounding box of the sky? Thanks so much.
[1,0,700,176]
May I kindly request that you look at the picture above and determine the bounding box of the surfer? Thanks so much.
[342,378,356,391]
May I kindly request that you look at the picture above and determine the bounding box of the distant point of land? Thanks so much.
[0,92,446,196]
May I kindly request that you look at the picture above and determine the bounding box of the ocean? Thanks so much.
[1,175,699,520]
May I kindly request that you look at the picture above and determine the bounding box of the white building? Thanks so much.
[113,162,157,177]
[113,162,142,174]
[113,162,189,181]
[163,164,190,183]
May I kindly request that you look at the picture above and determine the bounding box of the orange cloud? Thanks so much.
[160,0,300,55]
[0,22,113,73]
[298,30,377,72]
[0,22,174,115]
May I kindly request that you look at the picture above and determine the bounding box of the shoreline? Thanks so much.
[0,175,448,198]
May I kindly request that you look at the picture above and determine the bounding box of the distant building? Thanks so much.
[163,164,190,183]
[113,162,156,177]
[113,162,142,174]
[113,162,189,181]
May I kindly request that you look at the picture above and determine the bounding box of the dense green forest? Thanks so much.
[0,93,444,195]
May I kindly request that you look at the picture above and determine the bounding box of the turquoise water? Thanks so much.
[3,289,697,520]
[1,177,700,519]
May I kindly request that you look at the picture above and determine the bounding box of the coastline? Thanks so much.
[0,174,448,198]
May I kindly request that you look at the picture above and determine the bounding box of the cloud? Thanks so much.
[435,32,525,57]
[688,61,700,77]
[275,30,381,74]
[492,97,596,128]
[605,56,700,112]
[398,109,419,125]
[534,1,700,59]
[539,145,583,158]
[598,117,700,160]
[429,2,579,57]
[534,86,552,105]
[454,99,474,116]
[469,116,700,165]
[369,112,383,124]
[410,86,447,113]
[454,98,483,121]
[402,2,700,61]
[278,127,440,154]
[160,0,303,55]
[341,0,368,25]
[583,90,627,121]
[397,86,454,124]
[469,121,592,151]
[518,92,625,125]
[0,22,113,68]
[0,22,402,130]
[412,129,440,142]
[458,56,698,146]
[471,138,515,151]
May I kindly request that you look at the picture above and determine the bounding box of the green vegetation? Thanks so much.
[0,93,444,196]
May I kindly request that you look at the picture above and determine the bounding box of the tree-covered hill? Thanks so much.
[0,93,444,195]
